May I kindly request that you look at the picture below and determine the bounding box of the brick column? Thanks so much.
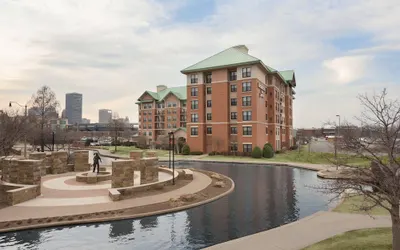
[74,150,90,172]
[139,157,159,184]
[130,151,143,160]
[51,151,68,174]
[111,160,135,188]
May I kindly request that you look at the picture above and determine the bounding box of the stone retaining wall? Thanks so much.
[129,151,143,160]
[108,167,179,201]
[2,159,41,185]
[51,151,68,174]
[74,150,90,172]
[111,160,135,188]
[0,182,40,205]
[145,151,157,158]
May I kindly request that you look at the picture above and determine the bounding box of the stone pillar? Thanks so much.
[111,160,135,188]
[29,152,47,176]
[146,151,157,158]
[15,160,42,185]
[74,150,90,172]
[130,151,143,160]
[51,151,68,174]
[139,157,159,184]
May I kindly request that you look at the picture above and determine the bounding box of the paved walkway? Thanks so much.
[205,211,391,250]
[0,171,211,221]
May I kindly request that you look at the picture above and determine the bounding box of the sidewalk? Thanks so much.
[205,211,391,250]
[0,171,211,221]
[94,148,330,172]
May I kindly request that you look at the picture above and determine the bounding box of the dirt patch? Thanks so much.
[0,170,233,233]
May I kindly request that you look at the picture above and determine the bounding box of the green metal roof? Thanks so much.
[181,45,266,73]
[175,127,187,133]
[137,86,187,103]
[180,45,296,88]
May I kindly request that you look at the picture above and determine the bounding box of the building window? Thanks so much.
[230,84,237,92]
[190,74,198,84]
[229,71,237,81]
[242,96,251,106]
[173,124,177,128]
[265,114,268,120]
[149,132,152,136]
[207,127,212,135]
[231,112,237,120]
[191,100,198,109]
[191,114,199,122]
[243,144,252,152]
[207,113,212,121]
[230,143,238,152]
[204,72,212,83]
[191,127,198,136]
[143,124,147,129]
[242,111,252,121]
[243,126,252,136]
[230,126,237,135]
[206,87,212,94]
[182,101,187,107]
[191,87,198,96]
[242,67,251,78]
[242,82,251,92]
[206,100,212,107]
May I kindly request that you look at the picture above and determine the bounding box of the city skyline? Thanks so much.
[0,1,399,127]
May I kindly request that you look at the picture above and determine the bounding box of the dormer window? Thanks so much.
[190,74,198,84]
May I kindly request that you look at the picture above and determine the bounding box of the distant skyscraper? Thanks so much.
[99,109,112,123]
[65,93,82,125]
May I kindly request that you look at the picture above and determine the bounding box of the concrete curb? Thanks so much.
[0,172,235,234]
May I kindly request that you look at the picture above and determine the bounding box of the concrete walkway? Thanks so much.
[205,211,391,250]
[0,171,212,221]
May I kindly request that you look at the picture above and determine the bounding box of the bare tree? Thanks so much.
[0,110,30,156]
[136,135,147,149]
[30,86,60,152]
[108,113,125,152]
[156,135,169,150]
[320,89,400,249]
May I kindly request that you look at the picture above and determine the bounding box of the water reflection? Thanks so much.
[0,162,334,250]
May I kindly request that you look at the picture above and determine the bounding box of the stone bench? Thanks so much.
[108,189,121,201]
[178,169,194,180]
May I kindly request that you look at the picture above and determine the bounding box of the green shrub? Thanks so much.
[265,143,273,149]
[263,144,274,158]
[209,151,216,156]
[251,146,262,158]
[190,151,203,155]
[182,145,190,155]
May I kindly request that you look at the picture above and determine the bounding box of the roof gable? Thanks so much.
[136,86,187,104]
[181,45,262,73]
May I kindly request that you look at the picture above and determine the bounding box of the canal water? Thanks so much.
[0,161,335,250]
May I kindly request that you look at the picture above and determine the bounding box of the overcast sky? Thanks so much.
[1,0,399,128]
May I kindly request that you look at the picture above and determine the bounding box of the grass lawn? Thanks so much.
[202,148,370,165]
[102,146,170,157]
[333,195,389,216]
[302,228,392,250]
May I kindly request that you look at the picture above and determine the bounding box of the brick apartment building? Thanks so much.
[136,85,187,145]
[182,45,296,153]
[136,45,296,153]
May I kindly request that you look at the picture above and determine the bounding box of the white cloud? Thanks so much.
[0,0,399,127]
[322,56,374,85]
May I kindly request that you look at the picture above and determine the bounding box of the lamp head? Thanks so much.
[8,102,12,107]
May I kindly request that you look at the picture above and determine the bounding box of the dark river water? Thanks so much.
[0,162,334,250]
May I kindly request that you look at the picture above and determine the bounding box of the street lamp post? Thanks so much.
[9,101,28,158]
